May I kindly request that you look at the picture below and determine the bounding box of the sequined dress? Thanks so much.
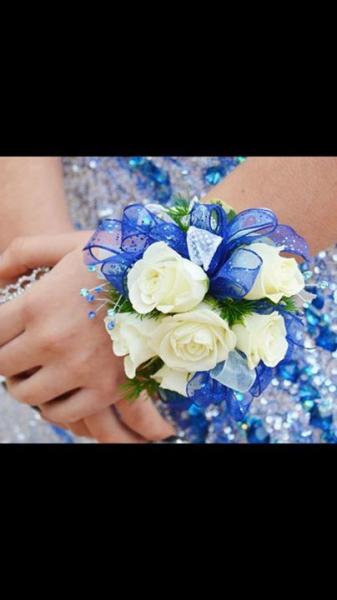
[0,157,336,444]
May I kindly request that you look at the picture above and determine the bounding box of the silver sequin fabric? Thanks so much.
[0,156,336,443]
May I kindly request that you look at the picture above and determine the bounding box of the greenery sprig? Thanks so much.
[165,195,191,231]
[204,294,298,327]
[120,357,164,402]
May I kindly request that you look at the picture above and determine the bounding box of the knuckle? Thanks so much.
[12,384,34,405]
[43,400,85,425]
[42,403,69,423]
[37,327,69,352]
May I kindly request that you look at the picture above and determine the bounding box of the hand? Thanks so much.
[0,233,175,442]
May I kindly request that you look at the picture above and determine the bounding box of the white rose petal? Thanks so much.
[244,242,305,303]
[233,311,288,370]
[150,303,236,373]
[104,313,157,378]
[152,365,190,397]
[127,241,209,314]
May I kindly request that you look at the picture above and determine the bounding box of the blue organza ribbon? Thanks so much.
[83,204,188,293]
[209,247,262,300]
[185,205,310,300]
[83,201,310,299]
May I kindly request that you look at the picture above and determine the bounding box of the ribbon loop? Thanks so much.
[227,208,278,249]
[210,350,257,393]
[190,202,228,237]
[210,247,262,300]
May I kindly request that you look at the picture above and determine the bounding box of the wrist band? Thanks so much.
[0,267,50,305]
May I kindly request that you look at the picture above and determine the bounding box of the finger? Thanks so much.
[0,294,25,346]
[84,406,145,444]
[0,231,93,281]
[40,388,106,423]
[42,415,92,439]
[6,365,80,406]
[115,391,175,441]
[0,332,40,377]
[69,421,93,438]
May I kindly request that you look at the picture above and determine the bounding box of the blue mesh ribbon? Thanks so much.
[209,247,262,300]
[226,208,278,249]
[189,202,228,238]
[83,204,188,293]
[83,201,310,300]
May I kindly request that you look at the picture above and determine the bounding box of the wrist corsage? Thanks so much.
[81,197,314,423]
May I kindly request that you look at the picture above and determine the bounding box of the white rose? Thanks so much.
[233,311,288,370]
[244,242,305,303]
[104,313,157,378]
[152,365,190,397]
[127,241,209,314]
[150,304,236,373]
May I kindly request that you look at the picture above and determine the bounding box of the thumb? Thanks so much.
[0,231,93,282]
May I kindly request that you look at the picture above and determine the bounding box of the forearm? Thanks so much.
[202,157,337,255]
[0,157,73,253]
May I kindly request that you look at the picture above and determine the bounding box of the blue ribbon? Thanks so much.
[185,205,310,300]
[83,204,188,293]
[83,201,311,302]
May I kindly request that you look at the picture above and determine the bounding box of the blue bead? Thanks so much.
[315,327,337,352]
[107,321,115,330]
[86,294,95,303]
[95,286,104,292]
[87,265,96,272]
[88,311,96,319]
[277,360,300,382]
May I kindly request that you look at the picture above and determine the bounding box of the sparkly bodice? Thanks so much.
[0,157,336,443]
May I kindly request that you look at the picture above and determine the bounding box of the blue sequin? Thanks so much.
[315,327,337,352]
[277,360,300,382]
